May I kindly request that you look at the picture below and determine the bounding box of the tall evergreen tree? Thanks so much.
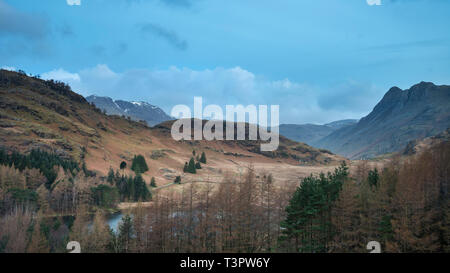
[187,158,196,174]
[117,214,134,253]
[281,162,348,252]
[200,152,207,164]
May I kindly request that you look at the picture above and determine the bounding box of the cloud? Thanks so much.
[0,0,51,60]
[67,0,81,6]
[42,68,81,83]
[0,0,48,39]
[41,65,382,124]
[140,23,188,50]
[366,0,382,5]
[1,66,16,71]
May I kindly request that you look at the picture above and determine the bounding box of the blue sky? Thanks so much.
[1,0,449,124]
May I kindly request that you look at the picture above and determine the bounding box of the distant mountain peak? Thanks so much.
[411,81,435,89]
[86,95,172,126]
[317,81,450,159]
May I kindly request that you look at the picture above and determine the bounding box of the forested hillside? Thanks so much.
[1,141,447,253]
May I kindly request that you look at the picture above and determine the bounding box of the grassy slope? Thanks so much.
[0,70,344,188]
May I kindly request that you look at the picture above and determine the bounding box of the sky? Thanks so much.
[1,0,449,124]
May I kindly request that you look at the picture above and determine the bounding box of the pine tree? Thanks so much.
[281,162,348,253]
[118,214,134,253]
[187,158,196,174]
[200,152,207,164]
[150,177,157,187]
[368,168,379,188]
[107,168,115,184]
[131,155,149,174]
[195,162,202,169]
[183,162,188,173]
[133,175,151,201]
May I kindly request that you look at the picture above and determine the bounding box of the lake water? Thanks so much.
[106,212,124,233]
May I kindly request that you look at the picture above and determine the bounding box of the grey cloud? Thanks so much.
[140,23,188,50]
[0,0,48,39]
[0,0,51,59]
[46,65,373,124]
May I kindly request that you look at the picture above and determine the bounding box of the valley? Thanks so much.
[0,69,448,253]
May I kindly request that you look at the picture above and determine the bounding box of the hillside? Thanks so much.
[324,119,358,130]
[86,95,172,126]
[0,69,342,188]
[316,82,450,159]
[402,128,450,156]
[279,124,334,145]
[279,119,357,146]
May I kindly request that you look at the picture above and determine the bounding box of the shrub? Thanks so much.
[91,185,119,208]
[131,155,149,174]
[174,176,181,184]
[120,161,127,170]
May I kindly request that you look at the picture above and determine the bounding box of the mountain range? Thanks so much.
[86,95,172,127]
[2,69,448,163]
[0,69,340,182]
[279,119,358,146]
[316,82,450,159]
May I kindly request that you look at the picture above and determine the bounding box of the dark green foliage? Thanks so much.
[186,158,196,174]
[131,155,149,174]
[0,149,79,188]
[195,162,202,169]
[174,176,181,184]
[281,162,349,253]
[91,185,119,208]
[6,188,38,209]
[112,171,151,202]
[117,214,134,253]
[133,175,151,201]
[200,152,207,164]
[378,215,394,242]
[107,168,115,185]
[150,177,157,188]
[368,168,379,188]
[120,161,127,170]
[183,162,188,173]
